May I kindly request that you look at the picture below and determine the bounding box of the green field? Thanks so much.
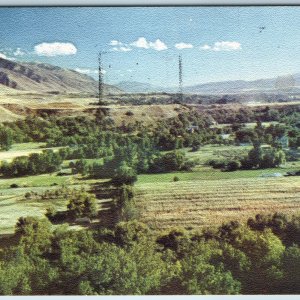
[1,142,300,234]
[135,145,300,230]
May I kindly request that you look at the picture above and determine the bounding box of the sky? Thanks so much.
[0,7,300,87]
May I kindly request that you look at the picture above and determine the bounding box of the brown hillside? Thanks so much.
[0,58,122,94]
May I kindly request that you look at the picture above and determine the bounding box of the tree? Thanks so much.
[67,191,97,219]
[180,241,241,294]
[0,127,13,151]
[71,159,88,175]
[111,161,137,186]
[15,217,53,257]
[281,245,300,293]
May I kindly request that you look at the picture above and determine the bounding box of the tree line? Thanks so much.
[0,212,300,295]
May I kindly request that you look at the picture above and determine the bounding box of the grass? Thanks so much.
[136,145,300,231]
[0,143,60,162]
[1,141,300,235]
[135,174,300,231]
[184,144,252,164]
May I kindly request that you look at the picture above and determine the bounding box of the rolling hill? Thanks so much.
[117,74,300,95]
[0,58,122,94]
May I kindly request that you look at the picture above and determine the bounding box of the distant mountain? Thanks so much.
[184,74,300,94]
[116,81,176,93]
[117,74,300,95]
[0,58,122,94]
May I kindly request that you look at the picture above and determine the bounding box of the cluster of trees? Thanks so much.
[209,143,286,172]
[0,150,62,177]
[0,212,300,295]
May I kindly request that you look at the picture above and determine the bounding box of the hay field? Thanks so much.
[135,175,300,231]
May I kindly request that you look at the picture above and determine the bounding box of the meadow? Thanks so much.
[1,141,300,234]
[135,144,300,231]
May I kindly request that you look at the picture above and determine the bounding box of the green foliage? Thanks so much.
[0,150,62,177]
[15,217,53,256]
[180,241,241,294]
[67,191,97,219]
[0,126,13,151]
[111,162,137,186]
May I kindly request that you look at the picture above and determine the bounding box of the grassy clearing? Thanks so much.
[184,144,252,164]
[0,143,60,162]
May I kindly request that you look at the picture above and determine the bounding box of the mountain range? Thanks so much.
[0,58,122,94]
[117,74,300,94]
[1,57,300,95]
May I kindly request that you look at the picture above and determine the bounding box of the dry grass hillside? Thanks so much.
[0,57,122,94]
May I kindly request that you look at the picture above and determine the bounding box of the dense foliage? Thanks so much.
[0,213,300,295]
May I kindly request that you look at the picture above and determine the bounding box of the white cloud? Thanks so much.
[119,46,132,52]
[109,40,123,46]
[111,46,132,52]
[200,41,241,52]
[75,68,105,75]
[200,44,211,50]
[34,42,77,56]
[0,53,7,59]
[149,39,168,51]
[175,42,193,50]
[131,37,150,49]
[13,48,25,56]
[131,37,167,51]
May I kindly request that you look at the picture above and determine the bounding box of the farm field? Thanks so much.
[135,174,300,231]
[1,142,300,234]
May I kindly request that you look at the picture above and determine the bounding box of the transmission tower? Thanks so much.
[98,51,107,105]
[178,54,183,103]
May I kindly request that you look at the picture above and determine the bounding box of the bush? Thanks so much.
[67,191,97,219]
[173,176,180,182]
[125,111,134,116]
[225,160,241,172]
[111,162,137,186]
[10,183,19,188]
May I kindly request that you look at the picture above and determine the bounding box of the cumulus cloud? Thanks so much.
[175,42,193,50]
[131,37,150,49]
[131,37,168,51]
[109,40,123,46]
[34,42,77,56]
[13,48,25,56]
[149,39,168,51]
[200,41,241,51]
[0,53,7,59]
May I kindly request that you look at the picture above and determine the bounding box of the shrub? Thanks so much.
[225,160,241,172]
[173,176,180,182]
[125,111,134,116]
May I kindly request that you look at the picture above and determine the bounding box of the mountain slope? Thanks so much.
[0,58,122,94]
[117,74,300,95]
[184,74,300,94]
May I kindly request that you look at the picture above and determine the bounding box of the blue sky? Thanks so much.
[0,7,300,86]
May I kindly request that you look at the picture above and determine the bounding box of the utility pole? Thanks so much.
[98,51,107,105]
[178,54,183,103]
